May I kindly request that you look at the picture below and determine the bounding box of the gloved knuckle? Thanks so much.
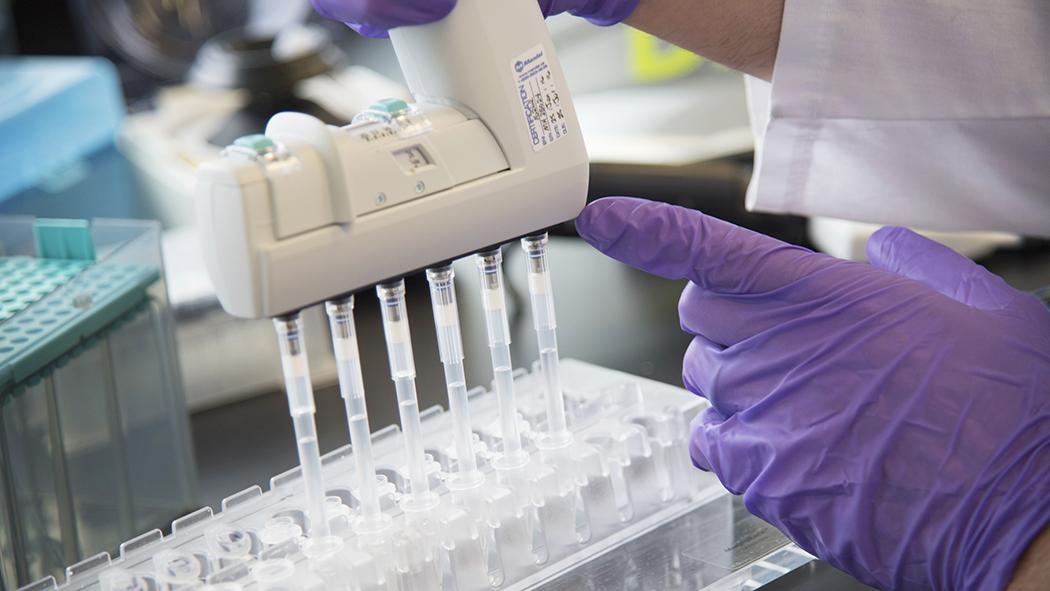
[678,283,701,316]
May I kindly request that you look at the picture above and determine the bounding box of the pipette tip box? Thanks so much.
[0,216,197,588]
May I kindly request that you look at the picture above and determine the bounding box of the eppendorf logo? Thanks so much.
[514,50,544,74]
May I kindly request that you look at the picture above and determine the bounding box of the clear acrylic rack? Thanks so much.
[21,360,809,591]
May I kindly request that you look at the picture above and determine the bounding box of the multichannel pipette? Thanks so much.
[271,314,330,538]
[475,249,527,468]
[324,296,386,531]
[195,0,587,320]
[521,233,572,448]
[195,0,588,545]
[377,280,437,510]
[425,266,484,486]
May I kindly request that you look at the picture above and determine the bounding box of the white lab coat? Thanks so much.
[745,1,1050,238]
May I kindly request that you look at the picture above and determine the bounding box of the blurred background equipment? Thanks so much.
[0,58,124,205]
[185,24,344,146]
[0,0,14,54]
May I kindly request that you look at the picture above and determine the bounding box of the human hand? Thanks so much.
[576,196,1050,590]
[309,0,639,38]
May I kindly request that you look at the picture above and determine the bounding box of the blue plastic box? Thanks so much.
[0,58,124,201]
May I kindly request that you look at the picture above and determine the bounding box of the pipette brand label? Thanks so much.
[512,44,569,152]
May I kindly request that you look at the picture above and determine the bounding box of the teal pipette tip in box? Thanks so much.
[0,218,159,399]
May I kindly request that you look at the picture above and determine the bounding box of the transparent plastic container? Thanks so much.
[0,216,197,588]
[18,360,806,591]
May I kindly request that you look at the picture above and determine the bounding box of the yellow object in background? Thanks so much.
[627,28,704,83]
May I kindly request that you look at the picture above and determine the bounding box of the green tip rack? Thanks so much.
[0,219,158,399]
[0,217,197,589]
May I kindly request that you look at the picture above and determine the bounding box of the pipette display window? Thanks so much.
[392,146,433,174]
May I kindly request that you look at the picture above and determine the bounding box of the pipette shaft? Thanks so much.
[324,297,382,526]
[272,314,330,538]
[475,249,524,461]
[376,280,432,501]
[425,266,479,477]
[521,234,570,445]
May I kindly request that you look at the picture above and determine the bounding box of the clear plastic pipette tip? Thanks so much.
[521,233,572,449]
[376,280,437,510]
[475,249,528,468]
[425,266,484,488]
[272,313,331,538]
[324,296,388,532]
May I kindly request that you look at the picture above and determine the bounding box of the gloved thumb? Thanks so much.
[575,197,829,293]
[866,227,1017,311]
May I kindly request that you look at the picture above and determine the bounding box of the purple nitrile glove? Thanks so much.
[576,197,1050,591]
[309,0,638,38]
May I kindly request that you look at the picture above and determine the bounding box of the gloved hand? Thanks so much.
[576,197,1050,590]
[309,0,638,38]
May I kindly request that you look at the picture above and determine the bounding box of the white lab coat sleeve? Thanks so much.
[745,1,1050,238]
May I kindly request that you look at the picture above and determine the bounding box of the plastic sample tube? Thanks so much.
[520,234,571,447]
[99,569,151,591]
[273,314,330,538]
[376,280,434,505]
[252,559,299,591]
[258,516,303,547]
[475,249,527,466]
[324,296,384,529]
[205,524,253,567]
[425,266,482,483]
[154,550,203,589]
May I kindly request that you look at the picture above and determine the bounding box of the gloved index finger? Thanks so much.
[575,197,832,294]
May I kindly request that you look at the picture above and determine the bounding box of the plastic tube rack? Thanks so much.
[13,360,809,591]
